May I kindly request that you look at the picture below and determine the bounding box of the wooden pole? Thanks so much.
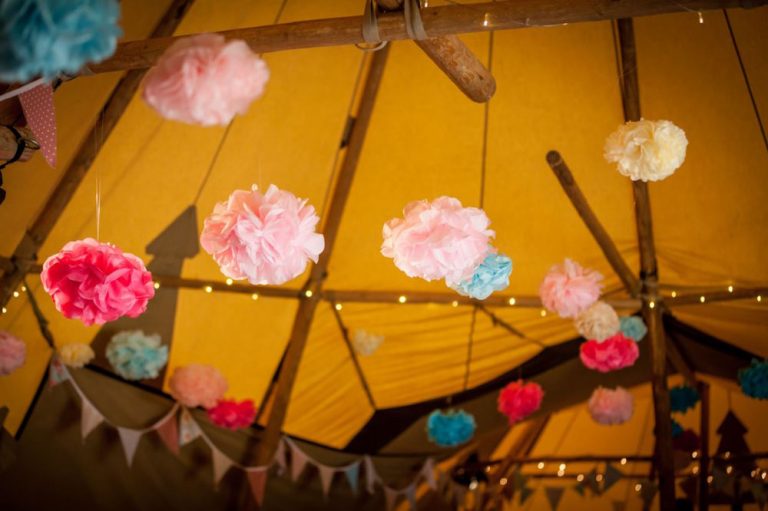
[86,0,765,74]
[0,0,197,308]
[616,17,676,511]
[255,47,390,465]
[698,381,710,511]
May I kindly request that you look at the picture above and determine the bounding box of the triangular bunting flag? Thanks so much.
[344,462,360,494]
[384,487,399,511]
[603,463,623,492]
[318,465,335,499]
[155,413,179,456]
[273,438,287,474]
[289,441,308,482]
[573,482,585,496]
[751,481,766,510]
[519,486,534,505]
[212,448,233,486]
[586,468,601,494]
[405,483,417,510]
[612,500,627,511]
[246,468,268,507]
[364,455,377,494]
[639,480,658,507]
[179,408,201,446]
[49,356,69,386]
[544,486,565,511]
[116,427,143,467]
[18,83,56,167]
[80,395,103,440]
[421,458,437,490]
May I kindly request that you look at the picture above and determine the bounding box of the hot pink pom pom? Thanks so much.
[142,33,269,126]
[539,259,603,318]
[588,386,634,425]
[200,184,324,285]
[0,331,26,376]
[169,364,228,409]
[40,238,155,326]
[381,197,494,286]
[497,380,544,425]
[579,334,639,373]
[207,398,257,430]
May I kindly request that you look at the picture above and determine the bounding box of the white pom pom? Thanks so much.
[352,329,384,356]
[604,119,688,182]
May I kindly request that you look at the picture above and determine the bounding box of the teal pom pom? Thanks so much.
[669,385,699,413]
[451,253,512,300]
[738,359,768,400]
[619,316,647,341]
[671,418,683,438]
[426,409,476,447]
[106,330,168,381]
[0,0,122,82]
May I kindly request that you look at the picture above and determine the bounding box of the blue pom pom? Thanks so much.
[669,385,700,413]
[0,0,122,82]
[451,253,512,300]
[426,409,476,447]
[106,330,168,381]
[671,418,683,438]
[739,359,768,400]
[619,316,647,342]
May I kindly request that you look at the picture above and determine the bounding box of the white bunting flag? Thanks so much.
[80,395,103,440]
[179,408,201,446]
[212,447,233,486]
[289,441,309,482]
[117,427,143,467]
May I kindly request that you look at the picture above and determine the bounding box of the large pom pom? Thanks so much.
[200,185,325,285]
[169,364,228,409]
[426,409,476,447]
[497,380,544,425]
[604,119,688,182]
[738,359,768,400]
[575,301,620,342]
[579,333,639,373]
[40,238,155,326]
[619,316,647,342]
[0,331,25,376]
[669,385,700,413]
[539,259,603,318]
[207,399,257,430]
[588,386,634,425]
[58,343,94,368]
[381,197,494,286]
[106,330,168,381]
[352,329,384,357]
[142,34,269,126]
[0,0,122,82]
[449,252,512,300]
[672,429,700,453]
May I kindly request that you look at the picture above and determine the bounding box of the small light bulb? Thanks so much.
[557,470,565,478]
[398,295,407,304]
[469,479,478,490]
[671,291,677,298]
[451,300,459,308]
[635,484,642,492]
[758,295,762,303]
[204,285,213,293]
[699,296,706,303]
[649,300,656,309]
[482,13,490,27]
[707,476,713,484]
[1,307,6,314]
[596,474,604,482]
[537,462,545,470]
[153,282,160,290]
[500,477,508,486]
[508,297,516,306]
[726,466,733,474]
[12,291,19,298]
[576,474,584,482]
[727,285,734,293]
[724,451,731,459]
[692,466,699,474]
[225,278,233,286]
[335,303,343,311]
[305,290,313,298]
[540,309,547,317]
[762,471,767,480]
[698,11,704,23]
[559,463,566,471]
[620,458,627,465]
[692,451,699,459]
[21,285,26,292]
[251,293,259,300]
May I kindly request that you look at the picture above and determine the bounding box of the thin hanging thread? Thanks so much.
[462,307,477,392]
[479,30,494,209]
[95,110,104,240]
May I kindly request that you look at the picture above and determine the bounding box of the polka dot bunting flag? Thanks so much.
[19,83,57,168]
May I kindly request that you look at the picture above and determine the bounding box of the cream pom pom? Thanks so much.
[604,119,687,182]
[58,343,95,368]
[575,301,620,342]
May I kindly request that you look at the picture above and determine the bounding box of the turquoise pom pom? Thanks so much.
[619,316,647,342]
[669,385,700,413]
[739,359,768,400]
[426,409,476,447]
[106,330,168,381]
[451,253,512,300]
[671,418,683,438]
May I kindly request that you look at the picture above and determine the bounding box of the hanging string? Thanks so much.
[95,109,104,240]
[479,30,494,209]
[461,306,477,392]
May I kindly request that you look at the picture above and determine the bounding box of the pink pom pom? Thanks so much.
[579,334,639,373]
[207,399,257,430]
[539,259,603,318]
[588,386,634,425]
[381,197,494,286]
[200,185,324,285]
[0,331,26,376]
[40,238,155,326]
[142,33,269,126]
[497,380,544,425]
[169,364,228,409]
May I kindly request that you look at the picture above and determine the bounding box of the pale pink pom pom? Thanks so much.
[0,331,26,376]
[539,259,603,318]
[142,33,269,126]
[381,197,494,286]
[574,301,620,342]
[169,364,228,409]
[588,386,634,425]
[497,380,544,425]
[40,238,155,326]
[200,184,325,285]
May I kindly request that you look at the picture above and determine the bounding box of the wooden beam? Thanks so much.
[617,17,676,511]
[668,287,767,306]
[546,150,640,296]
[0,0,197,309]
[255,47,390,465]
[87,0,765,74]
[698,381,711,511]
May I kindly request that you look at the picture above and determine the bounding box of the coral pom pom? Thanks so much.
[588,386,634,425]
[579,334,639,373]
[200,185,324,286]
[619,316,647,342]
[0,331,25,376]
[169,364,228,409]
[207,399,257,430]
[58,343,94,368]
[539,259,602,318]
[107,330,168,381]
[142,34,269,126]
[497,380,544,425]
[739,359,768,400]
[604,119,688,182]
[575,301,620,342]
[40,239,155,326]
[450,252,512,300]
[426,409,476,447]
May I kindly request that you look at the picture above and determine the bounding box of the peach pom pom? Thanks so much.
[0,331,26,376]
[588,386,634,425]
[169,364,228,409]
[497,380,544,425]
[574,301,620,342]
[539,258,603,318]
[580,334,639,373]
[207,399,256,430]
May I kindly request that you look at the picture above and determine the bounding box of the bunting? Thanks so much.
[49,356,69,386]
[519,486,535,505]
[116,427,143,467]
[344,462,360,494]
[246,468,268,507]
[384,487,399,511]
[544,486,565,511]
[155,413,179,456]
[18,83,57,167]
[318,465,335,498]
[421,457,437,490]
[212,447,233,486]
[639,480,658,507]
[751,481,766,510]
[273,438,287,474]
[179,408,201,446]
[289,440,309,482]
[364,455,377,494]
[603,463,623,492]
[405,483,417,510]
[79,394,104,440]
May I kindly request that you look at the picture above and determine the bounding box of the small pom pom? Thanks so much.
[449,252,512,300]
[579,333,639,373]
[58,343,94,368]
[669,385,700,413]
[207,399,257,430]
[738,359,768,400]
[619,316,647,342]
[0,331,25,376]
[169,364,228,409]
[575,301,620,342]
[426,409,476,447]
[588,386,634,425]
[539,259,603,318]
[352,329,384,357]
[106,330,168,381]
[604,119,688,182]
[497,380,544,425]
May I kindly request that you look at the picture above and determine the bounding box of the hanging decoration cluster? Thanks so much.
[497,380,544,425]
[206,398,257,430]
[426,409,476,447]
[169,364,228,409]
[58,342,94,368]
[143,33,270,126]
[604,119,688,182]
[738,359,768,400]
[106,330,168,381]
[587,386,634,425]
[0,331,26,376]
[352,329,384,357]
[669,385,700,413]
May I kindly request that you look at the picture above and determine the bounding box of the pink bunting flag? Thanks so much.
[364,455,377,494]
[318,465,335,499]
[79,394,103,440]
[179,408,201,446]
[273,438,287,474]
[383,487,399,511]
[117,427,143,467]
[246,468,268,506]
[155,413,179,456]
[405,484,417,510]
[421,458,437,490]
[48,356,69,387]
[18,83,56,167]
[289,441,308,482]
[211,447,233,486]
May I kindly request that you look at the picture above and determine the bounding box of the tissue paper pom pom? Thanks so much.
[619,316,647,342]
[0,331,25,376]
[200,185,324,285]
[450,253,512,300]
[58,343,94,368]
[142,34,269,126]
[207,399,257,430]
[588,386,634,425]
[604,119,688,182]
[0,0,122,82]
[40,238,155,326]
[498,380,544,425]
[169,364,228,409]
[539,259,603,318]
[673,429,700,453]
[579,334,639,373]
[381,197,494,286]
[352,329,384,356]
[575,301,620,342]
[106,330,168,381]
[671,418,683,438]
[426,409,476,447]
[739,359,768,400]
[669,385,700,413]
